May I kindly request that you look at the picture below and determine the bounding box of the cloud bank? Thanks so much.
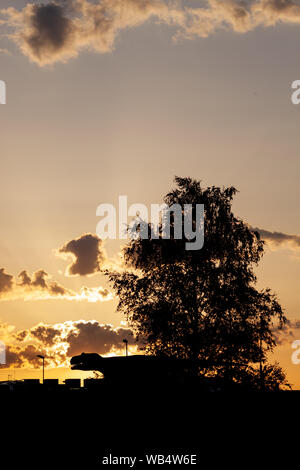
[1,0,300,65]
[0,319,137,369]
[252,227,300,253]
[1,315,298,369]
[0,267,113,302]
[58,233,105,276]
[272,319,300,345]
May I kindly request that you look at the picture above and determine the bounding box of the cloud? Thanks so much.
[58,233,105,276]
[252,227,300,252]
[16,268,74,299]
[272,319,300,345]
[1,314,299,370]
[3,345,24,369]
[0,267,113,302]
[2,0,300,66]
[0,319,138,369]
[1,2,78,65]
[0,0,173,65]
[253,0,300,26]
[0,268,14,294]
[65,320,135,356]
[30,323,62,346]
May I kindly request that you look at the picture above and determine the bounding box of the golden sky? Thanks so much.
[1,0,300,387]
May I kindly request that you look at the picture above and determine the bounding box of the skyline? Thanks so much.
[1,0,300,387]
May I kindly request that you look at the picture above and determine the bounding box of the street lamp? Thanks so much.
[36,354,45,384]
[123,339,128,357]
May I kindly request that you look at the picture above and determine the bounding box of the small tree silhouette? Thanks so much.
[106,177,289,390]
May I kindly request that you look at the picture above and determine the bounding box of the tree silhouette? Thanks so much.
[106,177,289,390]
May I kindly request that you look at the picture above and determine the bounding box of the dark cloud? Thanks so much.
[0,268,13,294]
[30,324,61,346]
[257,0,300,19]
[20,269,77,297]
[1,0,168,65]
[2,0,300,66]
[0,345,23,369]
[0,320,138,369]
[2,1,78,65]
[0,267,112,302]
[272,320,300,346]
[19,344,46,367]
[252,227,300,249]
[49,281,69,295]
[16,269,72,297]
[14,330,29,342]
[58,233,105,276]
[65,321,135,356]
[18,270,31,286]
[31,269,49,289]
[24,2,75,62]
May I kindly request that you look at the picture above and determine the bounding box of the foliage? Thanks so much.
[106,177,288,390]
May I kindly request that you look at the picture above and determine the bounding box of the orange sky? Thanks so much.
[1,0,300,388]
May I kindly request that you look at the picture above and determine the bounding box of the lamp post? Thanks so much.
[123,339,128,357]
[36,354,45,384]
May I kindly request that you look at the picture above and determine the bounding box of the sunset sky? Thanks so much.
[1,0,300,387]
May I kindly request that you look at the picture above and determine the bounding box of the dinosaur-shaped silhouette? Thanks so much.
[70,353,252,390]
[71,353,202,384]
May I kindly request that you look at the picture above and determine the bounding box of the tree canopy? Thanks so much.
[106,176,289,390]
